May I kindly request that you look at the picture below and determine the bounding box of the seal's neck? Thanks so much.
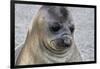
[39,41,75,63]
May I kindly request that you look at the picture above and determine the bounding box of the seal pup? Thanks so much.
[16,6,82,65]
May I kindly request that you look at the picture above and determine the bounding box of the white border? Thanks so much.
[0,0,99,69]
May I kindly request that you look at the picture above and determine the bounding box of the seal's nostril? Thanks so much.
[64,39,71,45]
[61,33,67,37]
[61,33,72,39]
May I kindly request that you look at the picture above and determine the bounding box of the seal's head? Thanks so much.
[26,6,74,54]
[31,6,75,54]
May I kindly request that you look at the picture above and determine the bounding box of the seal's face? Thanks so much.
[38,6,75,54]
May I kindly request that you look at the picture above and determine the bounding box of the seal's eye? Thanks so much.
[49,23,62,33]
[70,25,74,33]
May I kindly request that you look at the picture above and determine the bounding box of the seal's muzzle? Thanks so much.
[50,35,72,50]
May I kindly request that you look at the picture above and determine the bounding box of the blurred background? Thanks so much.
[15,4,94,61]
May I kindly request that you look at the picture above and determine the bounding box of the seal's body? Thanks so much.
[16,6,82,65]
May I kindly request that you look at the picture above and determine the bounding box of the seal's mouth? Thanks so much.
[50,36,72,51]
[51,39,71,49]
[41,34,73,54]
